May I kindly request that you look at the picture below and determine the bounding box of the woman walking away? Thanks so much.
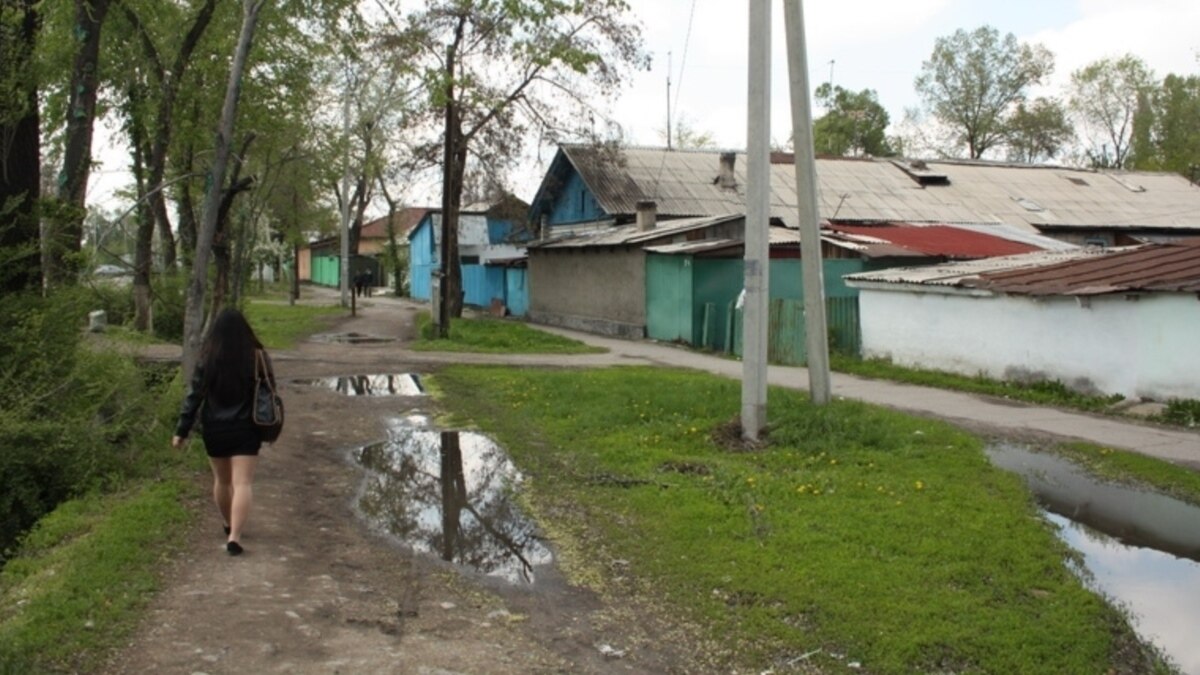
[173,308,274,556]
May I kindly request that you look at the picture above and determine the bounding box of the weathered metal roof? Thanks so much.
[845,249,1110,288]
[530,214,742,250]
[551,145,1200,233]
[827,223,1041,259]
[973,237,1200,296]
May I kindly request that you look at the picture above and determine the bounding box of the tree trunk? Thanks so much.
[0,0,42,294]
[48,0,111,285]
[444,133,466,319]
[128,97,155,332]
[182,0,266,381]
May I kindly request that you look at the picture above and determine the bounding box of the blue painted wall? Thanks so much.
[409,213,529,315]
[545,170,606,226]
[504,268,529,317]
[409,215,437,301]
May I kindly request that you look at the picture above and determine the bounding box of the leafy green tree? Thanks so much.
[0,0,41,293]
[1068,55,1154,169]
[1004,97,1072,164]
[1131,73,1200,178]
[398,0,649,329]
[813,83,893,157]
[657,115,716,150]
[915,25,1054,159]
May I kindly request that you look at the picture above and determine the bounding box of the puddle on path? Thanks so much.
[310,332,395,344]
[352,414,553,584]
[293,374,424,397]
[987,443,1200,674]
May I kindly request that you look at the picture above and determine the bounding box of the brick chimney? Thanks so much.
[636,200,657,232]
[717,152,737,189]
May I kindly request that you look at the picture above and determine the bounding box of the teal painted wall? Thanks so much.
[648,256,871,359]
[646,255,694,342]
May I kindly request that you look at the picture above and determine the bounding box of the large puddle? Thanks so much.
[293,374,424,397]
[987,443,1200,674]
[352,414,553,584]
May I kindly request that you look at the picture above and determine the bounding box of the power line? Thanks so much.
[651,0,700,199]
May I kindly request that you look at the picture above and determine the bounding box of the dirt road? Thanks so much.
[105,300,710,675]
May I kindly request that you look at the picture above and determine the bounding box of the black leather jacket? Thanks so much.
[175,353,274,438]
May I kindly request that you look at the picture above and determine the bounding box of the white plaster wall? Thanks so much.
[858,288,1200,401]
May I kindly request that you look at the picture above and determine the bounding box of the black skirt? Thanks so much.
[202,422,262,458]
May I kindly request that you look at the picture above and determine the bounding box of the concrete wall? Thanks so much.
[528,248,646,338]
[858,287,1200,401]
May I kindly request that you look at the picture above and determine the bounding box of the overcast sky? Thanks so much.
[614,0,1200,150]
[91,0,1200,209]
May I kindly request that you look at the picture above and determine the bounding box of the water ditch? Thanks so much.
[987,443,1200,674]
[351,414,553,585]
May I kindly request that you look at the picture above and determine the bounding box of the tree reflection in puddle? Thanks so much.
[353,414,553,584]
[293,374,424,397]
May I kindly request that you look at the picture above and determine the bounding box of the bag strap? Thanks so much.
[255,350,277,394]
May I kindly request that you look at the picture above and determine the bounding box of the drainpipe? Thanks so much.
[636,200,657,232]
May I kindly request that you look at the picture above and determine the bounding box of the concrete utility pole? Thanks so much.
[741,0,771,440]
[783,0,832,404]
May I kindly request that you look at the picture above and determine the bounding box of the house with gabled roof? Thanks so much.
[845,239,1200,401]
[407,194,532,315]
[525,145,1114,351]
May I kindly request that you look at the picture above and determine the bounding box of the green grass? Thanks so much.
[411,312,606,354]
[243,300,345,349]
[434,365,1167,674]
[1052,441,1200,507]
[831,353,1126,411]
[0,481,193,673]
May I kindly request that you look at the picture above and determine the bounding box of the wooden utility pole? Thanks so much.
[741,0,771,440]
[783,0,832,404]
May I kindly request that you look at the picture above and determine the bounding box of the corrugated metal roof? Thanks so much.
[531,214,741,250]
[827,223,1041,258]
[845,249,1110,288]
[974,237,1200,296]
[552,145,1200,233]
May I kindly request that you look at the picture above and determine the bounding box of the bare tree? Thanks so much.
[182,0,267,380]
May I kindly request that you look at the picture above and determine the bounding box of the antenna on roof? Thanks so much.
[666,51,673,151]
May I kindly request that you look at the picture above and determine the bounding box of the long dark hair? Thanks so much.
[200,308,263,405]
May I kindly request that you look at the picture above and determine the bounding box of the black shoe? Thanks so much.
[226,541,244,556]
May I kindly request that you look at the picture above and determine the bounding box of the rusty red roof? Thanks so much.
[975,237,1200,296]
[826,223,1042,259]
[360,207,431,240]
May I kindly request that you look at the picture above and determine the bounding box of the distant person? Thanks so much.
[172,308,276,556]
[353,271,363,298]
[364,269,374,297]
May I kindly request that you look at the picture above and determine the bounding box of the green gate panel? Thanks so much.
[646,254,694,343]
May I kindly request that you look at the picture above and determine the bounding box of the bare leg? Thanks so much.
[209,457,233,531]
[228,455,258,544]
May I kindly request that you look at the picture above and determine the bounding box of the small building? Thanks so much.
[301,207,429,289]
[845,239,1200,401]
[408,196,532,315]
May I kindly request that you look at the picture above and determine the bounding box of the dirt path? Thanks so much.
[105,299,709,675]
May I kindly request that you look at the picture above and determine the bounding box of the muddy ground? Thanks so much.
[103,298,720,675]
